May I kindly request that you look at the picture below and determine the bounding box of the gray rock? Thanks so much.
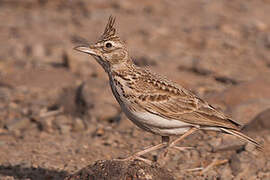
[231,99,270,125]
[243,108,270,132]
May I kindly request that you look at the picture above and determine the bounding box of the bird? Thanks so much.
[74,16,263,163]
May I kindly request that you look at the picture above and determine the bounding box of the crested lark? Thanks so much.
[74,16,262,162]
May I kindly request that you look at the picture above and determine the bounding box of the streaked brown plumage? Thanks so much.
[74,16,263,162]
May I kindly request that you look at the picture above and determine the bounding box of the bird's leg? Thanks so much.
[158,136,171,163]
[116,136,169,164]
[116,128,198,164]
[199,159,228,175]
[162,127,198,157]
[169,127,198,148]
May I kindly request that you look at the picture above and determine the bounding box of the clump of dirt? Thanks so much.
[65,160,175,180]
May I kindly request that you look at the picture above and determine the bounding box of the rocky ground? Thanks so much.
[0,0,270,179]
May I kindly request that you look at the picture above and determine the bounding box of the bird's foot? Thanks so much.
[185,159,228,175]
[162,146,194,157]
[171,146,194,151]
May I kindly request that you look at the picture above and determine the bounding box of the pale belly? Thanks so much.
[123,107,196,136]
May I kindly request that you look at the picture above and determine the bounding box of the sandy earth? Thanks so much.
[0,0,270,179]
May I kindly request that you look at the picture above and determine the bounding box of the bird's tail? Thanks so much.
[220,128,263,151]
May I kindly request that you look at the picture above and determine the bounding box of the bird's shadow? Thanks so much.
[0,164,69,180]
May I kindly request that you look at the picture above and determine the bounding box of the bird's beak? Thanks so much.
[74,45,97,56]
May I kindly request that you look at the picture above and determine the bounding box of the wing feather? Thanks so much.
[129,68,242,130]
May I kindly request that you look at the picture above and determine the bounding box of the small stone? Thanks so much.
[208,137,222,149]
[5,118,31,131]
[220,165,233,180]
[0,141,6,147]
[59,124,71,134]
[54,115,72,134]
[221,24,241,38]
[39,117,54,133]
[258,171,270,179]
[72,118,86,132]
[229,154,241,176]
[93,127,105,137]
[33,43,46,58]
[21,108,29,116]
[254,20,268,32]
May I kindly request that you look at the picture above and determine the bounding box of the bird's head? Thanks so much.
[74,16,130,72]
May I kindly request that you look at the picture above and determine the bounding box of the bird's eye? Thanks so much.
[105,42,112,48]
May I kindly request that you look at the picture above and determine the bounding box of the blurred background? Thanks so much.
[0,0,270,179]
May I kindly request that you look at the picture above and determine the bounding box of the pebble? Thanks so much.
[254,20,268,32]
[54,115,72,134]
[229,154,242,176]
[5,117,31,131]
[94,127,105,137]
[220,165,233,180]
[72,118,86,132]
[59,124,71,134]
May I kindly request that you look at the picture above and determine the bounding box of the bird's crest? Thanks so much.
[99,16,118,41]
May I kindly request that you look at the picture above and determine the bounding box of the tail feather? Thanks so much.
[220,128,263,151]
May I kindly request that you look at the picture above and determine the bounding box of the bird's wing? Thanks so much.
[129,68,242,130]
